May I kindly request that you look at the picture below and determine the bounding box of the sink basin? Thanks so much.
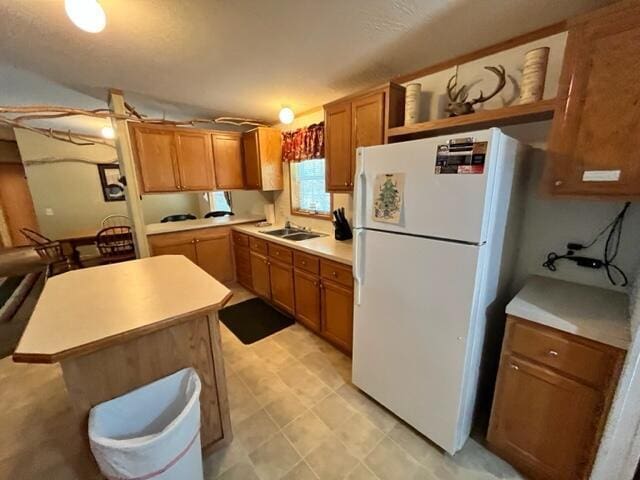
[283,232,322,241]
[262,228,300,237]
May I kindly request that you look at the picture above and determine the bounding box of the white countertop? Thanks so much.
[146,215,265,236]
[233,224,353,266]
[506,275,631,350]
[13,256,231,363]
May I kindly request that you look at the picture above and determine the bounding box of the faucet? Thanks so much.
[285,220,309,232]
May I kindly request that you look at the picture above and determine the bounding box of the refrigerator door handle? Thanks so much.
[353,228,364,306]
[353,149,366,229]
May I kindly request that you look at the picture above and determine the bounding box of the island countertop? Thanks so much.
[13,255,232,363]
[146,215,265,236]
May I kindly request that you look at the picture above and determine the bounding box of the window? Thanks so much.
[290,158,331,217]
[212,191,231,211]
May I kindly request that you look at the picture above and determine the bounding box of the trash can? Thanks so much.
[88,368,204,480]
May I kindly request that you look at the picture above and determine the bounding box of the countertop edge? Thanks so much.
[146,216,265,236]
[231,225,352,266]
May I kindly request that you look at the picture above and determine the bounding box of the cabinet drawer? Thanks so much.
[232,231,249,247]
[268,243,293,264]
[294,251,320,275]
[505,317,619,388]
[320,260,353,289]
[249,236,268,255]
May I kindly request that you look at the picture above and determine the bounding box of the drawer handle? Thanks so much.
[302,260,306,265]
[510,363,519,371]
[275,251,280,255]
[332,271,337,277]
[548,350,559,357]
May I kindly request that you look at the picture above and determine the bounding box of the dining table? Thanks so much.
[56,228,101,265]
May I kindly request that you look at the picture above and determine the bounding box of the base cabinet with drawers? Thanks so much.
[148,227,235,284]
[487,316,625,480]
[232,231,354,353]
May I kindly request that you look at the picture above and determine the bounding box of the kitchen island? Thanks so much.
[12,255,233,471]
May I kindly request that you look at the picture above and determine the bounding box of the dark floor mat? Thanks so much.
[219,298,294,344]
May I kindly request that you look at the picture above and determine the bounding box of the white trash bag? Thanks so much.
[89,368,204,480]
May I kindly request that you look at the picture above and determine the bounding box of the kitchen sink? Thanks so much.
[282,232,322,241]
[261,228,324,241]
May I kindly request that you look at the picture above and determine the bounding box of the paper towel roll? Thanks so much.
[264,204,276,224]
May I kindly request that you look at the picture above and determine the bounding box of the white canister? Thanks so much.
[404,83,422,125]
[519,47,550,104]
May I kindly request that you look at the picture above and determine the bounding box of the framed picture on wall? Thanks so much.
[97,164,125,202]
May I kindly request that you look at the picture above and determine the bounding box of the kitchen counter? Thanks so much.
[146,214,265,236]
[506,275,631,350]
[13,255,233,462]
[232,223,353,266]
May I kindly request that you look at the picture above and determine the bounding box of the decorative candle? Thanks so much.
[519,47,550,104]
[404,83,422,125]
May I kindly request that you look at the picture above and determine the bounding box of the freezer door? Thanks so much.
[352,229,482,454]
[354,129,502,243]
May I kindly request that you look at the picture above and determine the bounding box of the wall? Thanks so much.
[14,130,201,238]
[273,109,353,234]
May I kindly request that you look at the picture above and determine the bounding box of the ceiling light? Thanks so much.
[279,107,295,125]
[101,126,115,139]
[65,0,106,33]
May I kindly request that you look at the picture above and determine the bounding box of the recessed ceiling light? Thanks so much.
[101,126,115,139]
[279,107,295,125]
[65,0,106,33]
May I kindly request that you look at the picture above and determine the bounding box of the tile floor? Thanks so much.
[208,286,523,480]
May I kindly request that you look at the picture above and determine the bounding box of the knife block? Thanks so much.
[333,221,353,241]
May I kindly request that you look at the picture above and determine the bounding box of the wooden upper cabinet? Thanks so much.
[547,2,640,197]
[212,132,245,189]
[175,131,215,191]
[131,125,179,192]
[242,127,283,191]
[352,92,385,162]
[324,83,404,193]
[325,100,353,192]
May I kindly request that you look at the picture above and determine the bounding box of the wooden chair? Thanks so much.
[204,211,235,218]
[101,214,131,228]
[95,226,136,264]
[21,229,76,276]
[161,214,196,223]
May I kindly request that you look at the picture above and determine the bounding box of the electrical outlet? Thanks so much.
[45,208,54,216]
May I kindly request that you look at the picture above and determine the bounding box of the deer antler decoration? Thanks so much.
[445,65,506,117]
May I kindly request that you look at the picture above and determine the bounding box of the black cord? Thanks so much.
[542,202,631,286]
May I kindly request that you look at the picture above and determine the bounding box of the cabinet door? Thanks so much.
[212,133,244,189]
[242,130,261,189]
[294,269,321,332]
[175,131,215,191]
[488,354,602,480]
[325,101,353,192]
[269,259,295,315]
[547,3,640,196]
[352,92,384,176]
[195,231,234,283]
[234,245,252,290]
[131,126,179,193]
[257,128,283,191]
[150,240,198,264]
[321,279,353,353]
[250,251,271,299]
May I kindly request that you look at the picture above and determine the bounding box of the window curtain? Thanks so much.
[281,122,324,162]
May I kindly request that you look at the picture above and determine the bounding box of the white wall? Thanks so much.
[15,130,201,238]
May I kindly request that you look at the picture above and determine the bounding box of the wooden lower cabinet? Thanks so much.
[488,316,625,480]
[233,232,354,353]
[148,227,235,284]
[294,269,321,332]
[320,278,353,353]
[269,259,295,315]
[250,251,271,299]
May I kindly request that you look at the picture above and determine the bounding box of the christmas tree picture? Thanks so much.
[373,173,404,223]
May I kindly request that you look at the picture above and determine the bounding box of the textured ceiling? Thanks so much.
[0,0,611,123]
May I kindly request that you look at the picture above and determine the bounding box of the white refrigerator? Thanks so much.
[352,128,523,455]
